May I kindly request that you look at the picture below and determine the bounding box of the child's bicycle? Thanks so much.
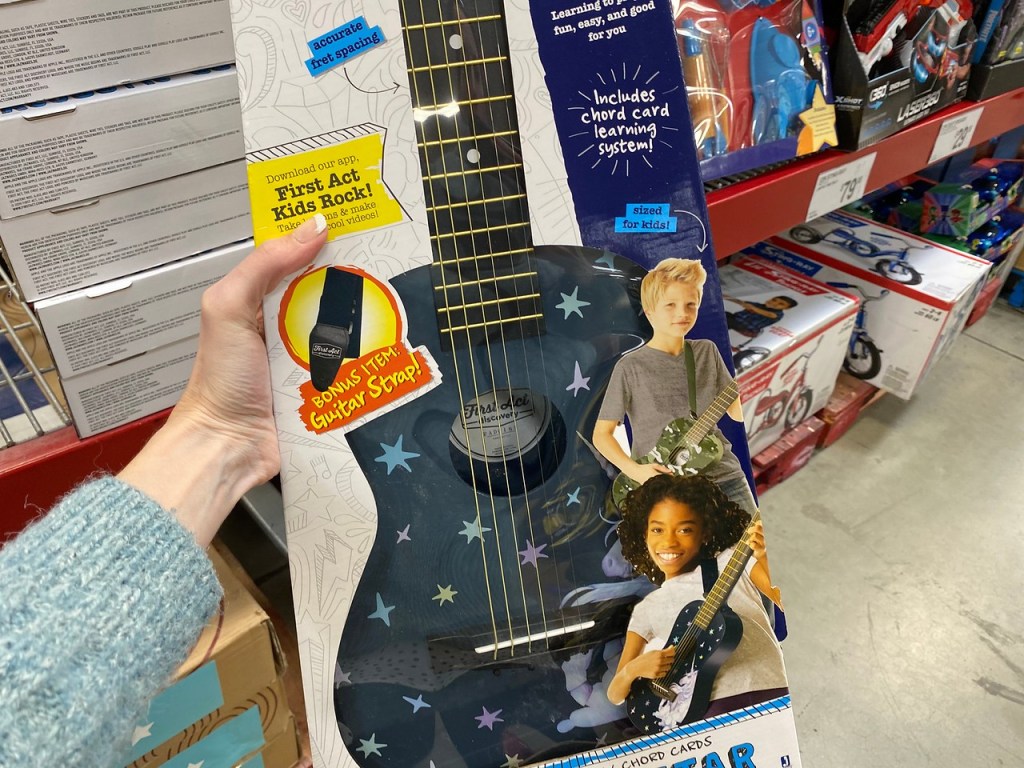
[789,224,924,285]
[828,281,889,379]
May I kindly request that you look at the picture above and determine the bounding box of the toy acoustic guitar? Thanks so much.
[331,0,661,766]
[626,508,761,733]
[610,380,739,510]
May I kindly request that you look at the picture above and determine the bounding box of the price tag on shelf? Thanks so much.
[929,107,984,164]
[805,153,877,222]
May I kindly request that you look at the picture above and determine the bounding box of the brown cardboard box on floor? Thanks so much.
[124,546,287,767]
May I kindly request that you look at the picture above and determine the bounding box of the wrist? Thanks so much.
[117,411,272,546]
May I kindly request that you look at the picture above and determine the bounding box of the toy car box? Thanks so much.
[720,255,858,457]
[0,0,236,109]
[0,160,251,302]
[754,211,991,399]
[0,66,244,220]
[38,241,250,437]
[226,0,803,765]
[826,0,977,149]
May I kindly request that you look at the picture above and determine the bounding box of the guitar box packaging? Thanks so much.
[227,0,803,766]
[37,240,250,437]
[0,0,237,110]
[720,255,858,458]
[0,160,252,302]
[754,210,991,399]
[0,66,244,221]
[124,546,293,768]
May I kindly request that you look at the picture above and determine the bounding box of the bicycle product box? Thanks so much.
[40,241,250,437]
[755,212,991,399]
[826,0,977,149]
[0,66,244,220]
[721,255,858,457]
[0,0,236,110]
[0,160,251,302]
[226,0,805,763]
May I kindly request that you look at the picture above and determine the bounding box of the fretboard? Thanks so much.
[399,0,543,345]
[683,381,739,444]
[693,508,762,630]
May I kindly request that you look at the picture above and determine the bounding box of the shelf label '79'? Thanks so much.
[806,153,877,222]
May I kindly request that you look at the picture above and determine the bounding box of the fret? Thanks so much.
[433,271,538,290]
[415,93,513,114]
[441,314,544,334]
[409,55,507,73]
[430,220,531,241]
[438,293,541,314]
[424,161,521,182]
[430,228,531,269]
[418,129,517,149]
[424,166,526,216]
[402,13,502,31]
[430,247,533,266]
[426,192,526,214]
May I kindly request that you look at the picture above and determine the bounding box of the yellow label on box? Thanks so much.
[246,133,402,245]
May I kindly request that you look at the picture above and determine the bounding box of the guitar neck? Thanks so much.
[399,0,543,344]
[682,381,739,444]
[692,508,761,630]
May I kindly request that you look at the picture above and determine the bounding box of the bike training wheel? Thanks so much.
[874,259,923,285]
[789,225,822,244]
[785,389,814,430]
[733,347,770,373]
[845,337,882,379]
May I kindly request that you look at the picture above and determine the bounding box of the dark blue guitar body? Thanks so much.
[626,601,743,734]
[335,246,652,767]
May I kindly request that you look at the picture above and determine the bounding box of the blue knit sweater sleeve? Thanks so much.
[0,476,224,768]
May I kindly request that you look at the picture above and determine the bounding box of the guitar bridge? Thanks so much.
[650,680,677,702]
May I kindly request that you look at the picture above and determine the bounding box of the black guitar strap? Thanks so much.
[700,556,719,597]
[684,341,698,419]
[309,268,364,392]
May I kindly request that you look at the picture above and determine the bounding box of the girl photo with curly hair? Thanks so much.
[606,473,789,731]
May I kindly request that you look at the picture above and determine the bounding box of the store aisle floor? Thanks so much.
[761,300,1024,766]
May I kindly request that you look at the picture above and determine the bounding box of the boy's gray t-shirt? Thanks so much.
[597,339,745,483]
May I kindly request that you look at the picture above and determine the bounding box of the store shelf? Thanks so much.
[2,88,1023,537]
[707,88,1024,258]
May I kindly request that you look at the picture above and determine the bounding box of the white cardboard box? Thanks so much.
[0,161,251,301]
[0,0,236,109]
[720,255,859,457]
[0,66,244,219]
[38,240,251,437]
[752,211,991,399]
[36,240,250,379]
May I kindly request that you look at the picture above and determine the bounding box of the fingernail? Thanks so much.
[294,213,328,243]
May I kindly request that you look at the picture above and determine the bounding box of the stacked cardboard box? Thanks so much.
[125,546,301,768]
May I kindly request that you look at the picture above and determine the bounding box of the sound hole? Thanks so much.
[449,387,565,496]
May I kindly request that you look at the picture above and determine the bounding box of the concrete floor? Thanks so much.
[761,300,1024,766]
[222,299,1024,768]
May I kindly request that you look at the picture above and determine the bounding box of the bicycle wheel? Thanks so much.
[785,389,814,430]
[789,225,821,244]
[875,259,922,285]
[845,336,882,379]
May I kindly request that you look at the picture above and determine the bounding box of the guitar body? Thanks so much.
[611,421,725,509]
[625,601,743,734]
[334,245,652,767]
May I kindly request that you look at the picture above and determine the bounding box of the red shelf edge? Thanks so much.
[708,88,1024,258]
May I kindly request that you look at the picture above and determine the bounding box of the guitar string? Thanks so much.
[403,0,502,649]
[681,383,737,445]
[653,510,761,691]
[453,0,545,652]
[478,1,589,641]
[416,0,518,651]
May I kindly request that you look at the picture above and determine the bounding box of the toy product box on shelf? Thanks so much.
[756,210,991,399]
[0,160,252,302]
[720,254,858,457]
[676,0,837,180]
[815,370,880,448]
[825,0,977,149]
[0,67,244,221]
[41,240,251,437]
[751,414,825,494]
[124,545,296,768]
[967,0,1024,98]
[228,0,803,766]
[0,0,237,110]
